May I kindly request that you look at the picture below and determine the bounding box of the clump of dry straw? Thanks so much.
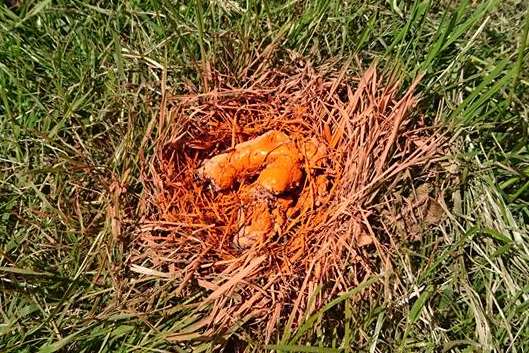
[130,59,445,341]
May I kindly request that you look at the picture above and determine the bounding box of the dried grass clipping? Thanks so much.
[132,62,443,341]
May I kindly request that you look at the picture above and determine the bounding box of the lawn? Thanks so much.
[1,0,529,352]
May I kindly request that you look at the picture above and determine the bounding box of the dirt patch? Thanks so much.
[132,62,445,341]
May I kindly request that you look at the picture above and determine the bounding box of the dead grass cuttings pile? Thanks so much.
[132,62,446,341]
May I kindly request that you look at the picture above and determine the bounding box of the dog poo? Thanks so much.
[198,130,303,194]
[198,130,327,248]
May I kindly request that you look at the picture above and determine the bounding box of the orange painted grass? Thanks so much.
[132,62,445,341]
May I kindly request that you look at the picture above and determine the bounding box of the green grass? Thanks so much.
[1,0,529,352]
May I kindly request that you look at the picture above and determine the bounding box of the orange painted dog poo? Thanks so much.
[197,130,303,194]
[198,130,327,248]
